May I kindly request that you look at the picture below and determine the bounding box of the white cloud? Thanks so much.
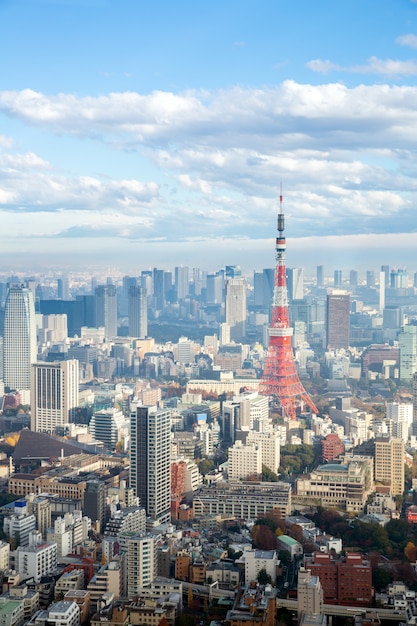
[396,33,417,49]
[307,55,417,77]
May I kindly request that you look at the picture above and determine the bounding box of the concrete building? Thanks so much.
[0,600,24,626]
[128,285,147,339]
[297,567,323,618]
[296,458,374,512]
[3,285,37,401]
[15,532,57,580]
[130,406,171,525]
[225,277,247,342]
[326,293,350,349]
[127,534,156,595]
[375,436,405,496]
[95,285,117,339]
[399,325,417,383]
[30,361,79,433]
[27,601,79,626]
[243,548,278,585]
[88,408,125,450]
[304,552,372,607]
[246,430,280,474]
[386,402,412,442]
[46,518,73,558]
[228,442,262,481]
[193,481,291,520]
[3,501,36,547]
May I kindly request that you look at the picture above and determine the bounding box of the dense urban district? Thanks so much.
[2,227,417,626]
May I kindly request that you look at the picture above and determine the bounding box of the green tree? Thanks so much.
[262,464,278,482]
[257,568,272,585]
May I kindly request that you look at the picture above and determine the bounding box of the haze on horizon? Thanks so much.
[1,0,417,273]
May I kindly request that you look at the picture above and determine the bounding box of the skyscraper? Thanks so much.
[30,360,79,433]
[95,284,117,339]
[130,406,171,524]
[399,325,417,383]
[3,285,37,399]
[316,265,324,288]
[326,293,350,349]
[375,436,405,496]
[333,270,342,288]
[128,285,147,338]
[225,277,246,342]
[287,268,304,301]
[175,266,189,300]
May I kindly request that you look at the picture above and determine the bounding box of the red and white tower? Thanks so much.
[259,189,318,420]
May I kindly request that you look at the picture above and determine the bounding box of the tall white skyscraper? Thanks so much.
[225,277,246,342]
[175,266,189,300]
[128,285,147,338]
[287,267,304,300]
[130,406,171,524]
[30,360,79,433]
[3,285,37,399]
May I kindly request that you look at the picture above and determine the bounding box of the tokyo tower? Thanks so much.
[258,189,318,420]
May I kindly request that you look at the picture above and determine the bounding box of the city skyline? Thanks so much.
[1,1,417,270]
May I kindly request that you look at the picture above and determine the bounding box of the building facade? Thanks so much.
[30,360,79,433]
[130,406,171,524]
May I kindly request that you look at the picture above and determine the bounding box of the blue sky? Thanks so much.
[1,0,417,273]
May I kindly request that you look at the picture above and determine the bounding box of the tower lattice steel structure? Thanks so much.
[259,190,318,420]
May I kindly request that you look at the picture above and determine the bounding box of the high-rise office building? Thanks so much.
[316,265,324,288]
[333,270,342,288]
[399,325,417,383]
[95,285,117,339]
[206,272,223,305]
[130,406,171,524]
[287,268,304,301]
[349,270,358,288]
[152,268,165,310]
[175,266,189,300]
[57,277,70,300]
[30,360,79,433]
[413,372,417,436]
[390,268,409,289]
[381,265,390,285]
[128,285,147,338]
[225,277,246,342]
[3,285,37,398]
[326,293,350,349]
[375,436,405,496]
[366,270,375,288]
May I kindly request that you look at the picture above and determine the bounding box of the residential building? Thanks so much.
[127,534,156,595]
[297,567,323,618]
[374,437,405,496]
[130,406,171,524]
[304,552,372,607]
[15,532,57,580]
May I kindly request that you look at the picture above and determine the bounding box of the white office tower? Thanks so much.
[30,360,79,433]
[386,402,412,442]
[246,430,280,474]
[399,325,417,382]
[3,284,36,401]
[128,285,147,338]
[228,441,262,481]
[127,534,156,595]
[175,265,189,300]
[225,277,247,342]
[219,322,231,345]
[130,406,171,524]
[39,313,68,344]
[287,267,304,300]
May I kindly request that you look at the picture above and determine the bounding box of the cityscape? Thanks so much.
[3,1,417,626]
